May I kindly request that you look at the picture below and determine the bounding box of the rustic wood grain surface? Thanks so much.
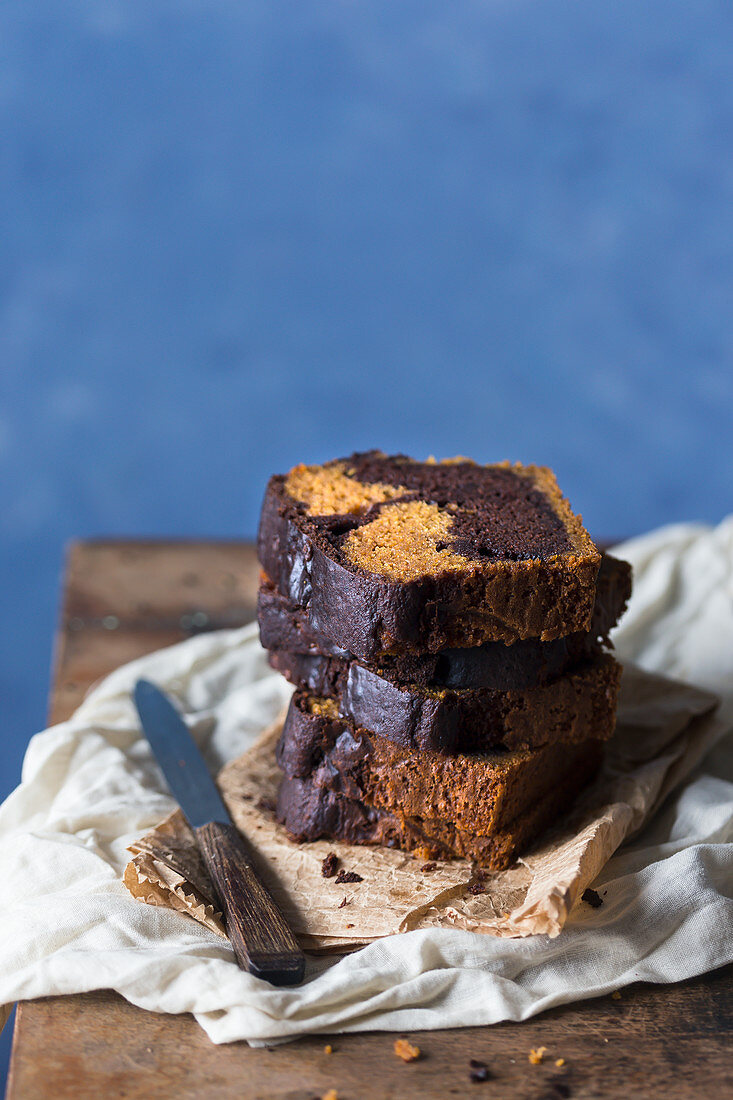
[6,540,732,1100]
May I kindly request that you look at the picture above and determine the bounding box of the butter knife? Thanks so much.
[133,679,305,986]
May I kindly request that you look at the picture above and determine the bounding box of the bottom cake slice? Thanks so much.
[276,689,608,838]
[277,737,603,869]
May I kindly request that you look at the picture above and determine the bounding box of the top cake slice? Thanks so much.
[257,451,601,659]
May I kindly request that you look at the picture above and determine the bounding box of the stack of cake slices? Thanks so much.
[256,452,631,870]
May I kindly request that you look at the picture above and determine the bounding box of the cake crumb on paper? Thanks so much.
[529,1046,547,1065]
[323,1044,333,1055]
[394,1038,421,1062]
[321,853,339,878]
[335,869,363,884]
[555,1057,566,1067]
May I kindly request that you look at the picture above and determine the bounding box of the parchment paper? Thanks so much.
[125,663,720,947]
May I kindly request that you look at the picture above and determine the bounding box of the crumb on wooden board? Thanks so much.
[394,1038,422,1062]
[468,1058,492,1082]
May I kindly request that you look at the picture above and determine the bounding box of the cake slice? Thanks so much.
[277,743,602,869]
[269,650,620,755]
[257,452,601,660]
[277,690,606,836]
[258,552,631,691]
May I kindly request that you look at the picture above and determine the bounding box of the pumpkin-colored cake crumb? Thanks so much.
[394,1038,422,1062]
[285,462,405,517]
[343,500,470,582]
[529,1046,547,1065]
[307,695,340,720]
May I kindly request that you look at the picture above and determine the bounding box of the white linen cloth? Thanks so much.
[1,521,732,1043]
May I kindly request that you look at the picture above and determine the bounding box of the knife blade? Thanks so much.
[134,679,305,986]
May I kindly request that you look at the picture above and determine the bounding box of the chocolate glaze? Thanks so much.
[258,553,632,692]
[257,454,603,657]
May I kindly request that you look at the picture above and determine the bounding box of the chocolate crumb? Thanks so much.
[582,888,603,908]
[467,880,486,895]
[468,1058,492,1082]
[338,896,349,909]
[345,922,354,928]
[421,862,437,872]
[335,869,363,884]
[255,797,276,814]
[321,852,339,878]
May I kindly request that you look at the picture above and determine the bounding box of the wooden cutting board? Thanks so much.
[5,541,732,1100]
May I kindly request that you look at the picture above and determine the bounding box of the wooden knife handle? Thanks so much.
[196,821,306,986]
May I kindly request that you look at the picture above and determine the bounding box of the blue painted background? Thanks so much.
[2,0,733,1077]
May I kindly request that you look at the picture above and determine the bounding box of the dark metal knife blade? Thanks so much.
[134,679,305,986]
